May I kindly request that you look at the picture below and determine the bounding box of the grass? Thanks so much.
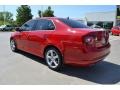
[0,21,10,26]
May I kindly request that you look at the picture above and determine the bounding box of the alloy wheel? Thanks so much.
[46,49,60,69]
[10,40,16,51]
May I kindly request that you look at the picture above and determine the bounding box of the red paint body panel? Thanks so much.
[11,17,110,66]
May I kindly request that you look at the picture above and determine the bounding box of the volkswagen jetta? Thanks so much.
[10,17,110,71]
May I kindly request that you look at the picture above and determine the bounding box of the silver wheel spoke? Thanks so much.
[49,60,53,65]
[50,50,54,57]
[53,55,59,59]
[11,40,15,50]
[47,55,51,59]
[53,60,58,66]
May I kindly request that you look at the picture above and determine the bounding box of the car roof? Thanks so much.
[34,17,59,20]
[33,17,70,21]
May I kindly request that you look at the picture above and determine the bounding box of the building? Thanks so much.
[116,5,120,25]
[72,18,86,24]
[85,11,116,29]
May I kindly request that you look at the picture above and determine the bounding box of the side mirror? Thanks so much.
[15,27,22,32]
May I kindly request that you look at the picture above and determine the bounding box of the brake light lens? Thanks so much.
[84,36,95,45]
[83,31,109,47]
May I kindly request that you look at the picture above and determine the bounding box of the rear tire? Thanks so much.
[45,47,63,71]
[10,39,18,52]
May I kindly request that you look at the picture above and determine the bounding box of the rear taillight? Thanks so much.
[84,36,95,45]
[83,31,109,47]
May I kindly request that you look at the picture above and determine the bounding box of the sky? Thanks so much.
[0,5,116,20]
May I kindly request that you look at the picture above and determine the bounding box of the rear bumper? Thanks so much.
[65,43,110,66]
[75,51,110,66]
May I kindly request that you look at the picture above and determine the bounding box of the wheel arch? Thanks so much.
[10,37,13,40]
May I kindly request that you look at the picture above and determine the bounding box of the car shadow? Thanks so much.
[61,62,120,84]
[16,50,120,84]
[17,50,46,65]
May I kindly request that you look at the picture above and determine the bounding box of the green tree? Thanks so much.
[0,11,13,22]
[42,6,54,17]
[38,10,42,17]
[16,5,33,26]
[5,12,13,21]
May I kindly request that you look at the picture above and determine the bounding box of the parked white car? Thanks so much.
[0,25,13,31]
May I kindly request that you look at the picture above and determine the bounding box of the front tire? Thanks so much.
[10,39,18,52]
[45,47,63,71]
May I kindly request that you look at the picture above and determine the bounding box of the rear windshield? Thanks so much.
[58,18,88,28]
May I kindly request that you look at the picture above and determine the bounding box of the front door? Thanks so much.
[18,20,37,52]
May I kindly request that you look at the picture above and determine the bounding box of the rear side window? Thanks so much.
[35,19,55,30]
[21,20,36,30]
[59,18,88,28]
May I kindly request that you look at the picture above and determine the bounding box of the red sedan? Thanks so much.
[111,26,120,36]
[10,17,110,71]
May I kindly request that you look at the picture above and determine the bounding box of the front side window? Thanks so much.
[21,20,36,31]
[58,18,88,28]
[35,19,55,30]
